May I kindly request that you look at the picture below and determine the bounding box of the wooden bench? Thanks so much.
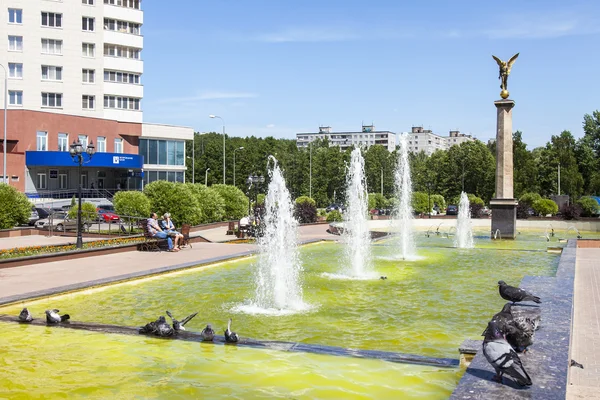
[180,223,192,248]
[138,219,168,252]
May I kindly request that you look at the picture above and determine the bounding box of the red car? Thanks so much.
[97,208,120,222]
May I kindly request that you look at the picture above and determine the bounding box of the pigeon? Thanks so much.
[482,303,516,337]
[224,318,239,343]
[380,276,387,280]
[18,307,33,323]
[570,359,584,369]
[139,316,174,337]
[510,315,539,353]
[498,281,541,304]
[200,324,215,341]
[482,321,532,387]
[166,310,198,332]
[139,317,161,335]
[45,309,70,324]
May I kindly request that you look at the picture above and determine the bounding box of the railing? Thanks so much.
[26,188,140,201]
[37,212,148,238]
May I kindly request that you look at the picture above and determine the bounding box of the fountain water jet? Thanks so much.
[237,156,309,315]
[339,148,374,278]
[454,192,474,248]
[392,134,417,260]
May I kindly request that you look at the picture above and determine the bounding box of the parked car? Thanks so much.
[97,204,115,212]
[34,207,52,220]
[97,208,120,222]
[326,204,345,213]
[35,212,90,232]
[28,208,40,226]
[446,205,458,215]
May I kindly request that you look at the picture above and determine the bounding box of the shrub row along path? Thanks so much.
[0,224,334,304]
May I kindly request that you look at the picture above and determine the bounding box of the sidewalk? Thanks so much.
[567,248,600,399]
[0,235,103,250]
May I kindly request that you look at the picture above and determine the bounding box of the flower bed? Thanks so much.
[0,237,145,260]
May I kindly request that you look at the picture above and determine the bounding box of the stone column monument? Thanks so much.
[490,53,519,239]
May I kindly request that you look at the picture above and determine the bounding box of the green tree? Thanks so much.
[430,194,446,210]
[577,197,600,217]
[212,184,249,220]
[512,131,540,197]
[537,131,584,198]
[532,199,558,216]
[68,202,98,222]
[144,181,202,225]
[185,183,226,223]
[582,110,600,157]
[411,191,429,214]
[113,191,152,222]
[326,210,343,222]
[294,196,317,223]
[0,184,32,229]
[368,193,387,210]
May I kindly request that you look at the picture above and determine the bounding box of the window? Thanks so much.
[97,136,106,152]
[37,131,48,151]
[104,18,141,34]
[103,95,141,110]
[82,43,95,57]
[82,0,94,4]
[41,65,63,81]
[103,70,141,84]
[58,133,69,151]
[82,69,95,83]
[114,138,123,153]
[9,91,23,106]
[41,39,62,55]
[8,63,23,79]
[9,9,22,24]
[104,0,141,10]
[8,36,23,51]
[41,12,62,28]
[37,173,47,190]
[78,135,88,148]
[82,95,95,109]
[139,139,185,166]
[59,174,67,189]
[103,44,141,59]
[82,17,95,31]
[42,92,63,108]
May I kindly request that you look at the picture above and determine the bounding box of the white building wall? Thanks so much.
[0,0,143,123]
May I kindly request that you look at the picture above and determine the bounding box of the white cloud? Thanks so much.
[154,91,258,105]
[266,124,276,128]
[253,27,359,43]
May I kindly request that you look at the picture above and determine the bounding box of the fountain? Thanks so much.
[454,192,474,248]
[340,148,374,278]
[492,229,501,240]
[567,226,583,239]
[238,156,308,314]
[392,133,417,260]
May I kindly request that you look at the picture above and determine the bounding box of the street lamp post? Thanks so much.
[426,182,433,219]
[233,146,244,187]
[205,167,210,186]
[309,142,312,198]
[192,135,195,184]
[209,115,226,184]
[0,63,7,184]
[380,167,384,196]
[69,139,96,248]
[246,174,265,216]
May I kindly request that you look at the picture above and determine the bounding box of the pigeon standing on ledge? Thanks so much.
[483,321,532,387]
[498,281,541,304]
[166,310,198,332]
[18,308,33,323]
[45,309,70,324]
[224,318,239,343]
[200,324,215,341]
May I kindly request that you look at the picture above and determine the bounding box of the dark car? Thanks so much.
[446,205,458,215]
[28,208,40,226]
[326,204,344,213]
[34,207,52,219]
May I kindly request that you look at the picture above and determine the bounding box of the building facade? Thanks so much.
[296,125,397,151]
[0,0,192,195]
[406,126,475,155]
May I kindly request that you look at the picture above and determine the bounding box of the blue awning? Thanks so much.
[26,151,143,169]
[590,196,600,205]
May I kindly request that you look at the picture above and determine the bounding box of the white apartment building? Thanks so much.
[406,126,475,155]
[296,125,397,152]
[0,1,193,193]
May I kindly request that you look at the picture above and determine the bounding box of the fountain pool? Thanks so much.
[0,232,561,399]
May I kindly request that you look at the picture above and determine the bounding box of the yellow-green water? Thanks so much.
[0,231,564,399]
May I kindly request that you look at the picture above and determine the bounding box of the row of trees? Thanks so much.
[187,111,600,207]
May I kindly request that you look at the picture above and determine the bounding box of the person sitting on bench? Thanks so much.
[148,213,178,252]
[161,213,184,249]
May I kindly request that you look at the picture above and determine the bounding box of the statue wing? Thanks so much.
[507,53,519,68]
[492,55,504,67]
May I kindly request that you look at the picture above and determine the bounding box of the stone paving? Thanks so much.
[0,235,103,250]
[567,248,600,400]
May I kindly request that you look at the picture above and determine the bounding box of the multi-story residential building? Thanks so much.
[296,124,397,152]
[406,126,475,155]
[0,0,192,194]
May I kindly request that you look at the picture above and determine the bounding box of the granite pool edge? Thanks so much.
[450,239,576,400]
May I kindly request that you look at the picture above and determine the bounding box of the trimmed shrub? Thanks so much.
[326,210,343,222]
[368,193,387,210]
[532,198,558,216]
[256,193,266,206]
[430,194,446,211]
[113,191,151,222]
[185,183,226,223]
[519,192,542,207]
[317,208,327,217]
[68,202,98,222]
[560,203,582,220]
[295,196,316,207]
[0,184,32,229]
[411,191,429,214]
[294,196,317,223]
[211,184,249,220]
[467,194,484,206]
[577,197,600,217]
[144,181,202,225]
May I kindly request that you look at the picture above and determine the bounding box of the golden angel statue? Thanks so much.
[492,53,519,99]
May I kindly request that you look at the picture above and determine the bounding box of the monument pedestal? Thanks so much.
[490,198,518,239]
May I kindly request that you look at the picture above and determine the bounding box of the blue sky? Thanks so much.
[142,0,600,148]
